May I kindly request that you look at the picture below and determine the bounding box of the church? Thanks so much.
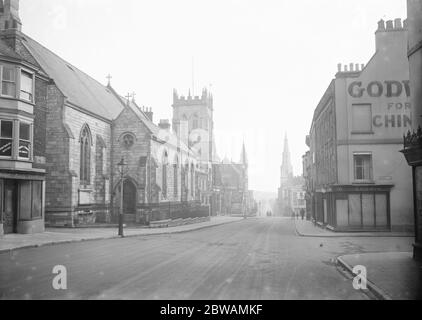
[0,0,212,234]
[277,134,305,217]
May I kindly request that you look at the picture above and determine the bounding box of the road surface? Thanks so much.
[0,218,412,300]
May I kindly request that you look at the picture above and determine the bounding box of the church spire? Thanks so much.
[240,141,248,167]
[280,133,293,184]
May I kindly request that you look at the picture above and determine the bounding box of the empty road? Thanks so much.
[0,218,412,300]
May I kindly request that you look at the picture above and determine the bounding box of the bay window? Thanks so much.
[0,65,34,102]
[19,122,31,159]
[0,120,13,157]
[1,66,16,97]
[20,70,34,101]
[0,120,32,160]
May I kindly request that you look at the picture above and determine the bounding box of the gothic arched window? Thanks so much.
[80,125,92,185]
[162,151,168,199]
[174,156,179,198]
[190,163,195,197]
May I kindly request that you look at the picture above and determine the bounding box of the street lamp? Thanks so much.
[117,157,127,237]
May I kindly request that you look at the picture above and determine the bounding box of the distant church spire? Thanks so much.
[240,141,248,167]
[280,133,293,184]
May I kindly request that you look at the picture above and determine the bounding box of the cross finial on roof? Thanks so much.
[125,93,131,104]
[131,91,136,102]
[106,74,112,86]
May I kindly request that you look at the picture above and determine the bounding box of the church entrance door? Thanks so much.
[123,180,137,215]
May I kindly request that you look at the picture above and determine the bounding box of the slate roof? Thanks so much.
[0,38,22,60]
[20,35,124,121]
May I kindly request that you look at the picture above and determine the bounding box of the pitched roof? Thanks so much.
[20,35,124,121]
[110,90,193,154]
[0,38,22,60]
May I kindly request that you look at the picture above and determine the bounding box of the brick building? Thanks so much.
[0,0,208,233]
[305,18,413,232]
[0,0,45,235]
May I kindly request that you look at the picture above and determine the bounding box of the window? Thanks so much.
[121,133,135,149]
[0,120,13,157]
[162,164,167,199]
[174,163,178,197]
[352,104,372,133]
[191,164,195,197]
[20,70,33,102]
[2,66,16,97]
[19,123,31,159]
[162,152,168,199]
[354,154,373,181]
[80,126,92,185]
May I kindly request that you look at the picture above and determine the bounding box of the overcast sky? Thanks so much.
[21,0,407,193]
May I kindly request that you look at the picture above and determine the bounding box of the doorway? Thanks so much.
[2,180,17,234]
[123,180,137,215]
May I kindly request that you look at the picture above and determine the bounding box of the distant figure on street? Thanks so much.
[300,208,305,220]
[291,210,295,220]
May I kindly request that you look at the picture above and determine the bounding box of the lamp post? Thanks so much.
[117,157,127,237]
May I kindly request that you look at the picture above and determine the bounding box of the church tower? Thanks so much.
[172,88,215,164]
[280,133,293,185]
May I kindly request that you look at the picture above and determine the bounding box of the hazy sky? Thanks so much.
[20,0,406,193]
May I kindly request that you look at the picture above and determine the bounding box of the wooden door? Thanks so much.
[3,180,17,234]
[123,180,137,215]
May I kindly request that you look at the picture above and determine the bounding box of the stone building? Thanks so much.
[401,0,422,260]
[212,144,251,216]
[172,89,217,207]
[306,18,413,232]
[0,0,208,232]
[277,134,305,217]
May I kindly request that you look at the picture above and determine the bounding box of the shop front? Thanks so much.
[0,170,45,235]
[316,185,392,232]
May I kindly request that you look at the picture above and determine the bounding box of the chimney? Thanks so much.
[158,119,171,130]
[0,0,21,31]
[375,17,407,51]
[377,19,386,31]
[144,107,153,122]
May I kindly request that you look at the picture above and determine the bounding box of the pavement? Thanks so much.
[0,217,414,300]
[295,219,414,238]
[293,220,421,300]
[0,216,242,254]
[337,252,422,300]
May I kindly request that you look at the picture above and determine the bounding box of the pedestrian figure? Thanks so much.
[300,208,305,220]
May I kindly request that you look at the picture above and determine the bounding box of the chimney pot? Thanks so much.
[361,64,365,70]
[337,63,342,72]
[377,19,386,31]
[394,18,402,29]
[344,65,348,72]
[350,63,354,72]
[355,63,360,71]
[403,19,408,29]
[386,20,394,30]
